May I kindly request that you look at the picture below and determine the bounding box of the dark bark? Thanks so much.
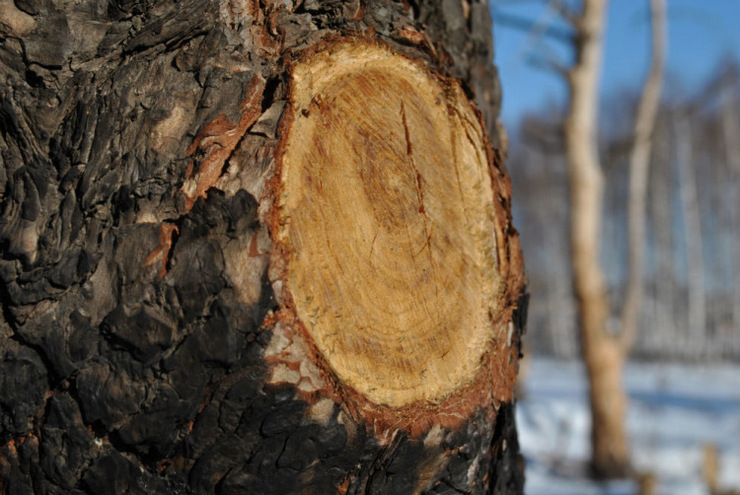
[0,1,525,494]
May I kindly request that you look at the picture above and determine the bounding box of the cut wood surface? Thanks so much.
[269,41,516,418]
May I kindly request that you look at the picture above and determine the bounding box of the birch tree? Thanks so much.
[620,0,667,352]
[562,0,666,477]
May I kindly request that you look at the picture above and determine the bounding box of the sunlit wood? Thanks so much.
[273,41,507,407]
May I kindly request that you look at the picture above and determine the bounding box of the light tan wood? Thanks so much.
[620,0,666,352]
[271,41,508,408]
[564,0,630,477]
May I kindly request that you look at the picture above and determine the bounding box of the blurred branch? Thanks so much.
[492,9,574,43]
[496,0,575,80]
[690,58,740,110]
[527,53,570,78]
[550,0,579,26]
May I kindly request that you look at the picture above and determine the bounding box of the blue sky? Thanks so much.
[491,0,740,127]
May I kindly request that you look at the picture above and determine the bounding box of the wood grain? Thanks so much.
[272,41,507,408]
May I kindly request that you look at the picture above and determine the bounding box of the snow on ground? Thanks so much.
[517,358,740,495]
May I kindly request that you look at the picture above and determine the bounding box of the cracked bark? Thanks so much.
[0,1,525,494]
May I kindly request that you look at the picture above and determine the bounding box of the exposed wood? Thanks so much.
[267,40,520,431]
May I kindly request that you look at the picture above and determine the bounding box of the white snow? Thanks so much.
[517,358,740,495]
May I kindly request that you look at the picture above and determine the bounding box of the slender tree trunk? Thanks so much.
[720,70,740,350]
[564,0,630,478]
[650,126,677,357]
[0,2,527,494]
[674,114,706,356]
[620,0,666,352]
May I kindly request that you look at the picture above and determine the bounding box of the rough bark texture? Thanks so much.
[0,1,526,494]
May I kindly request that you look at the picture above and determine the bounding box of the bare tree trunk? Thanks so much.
[674,114,706,356]
[620,0,666,352]
[0,2,527,494]
[720,69,740,351]
[564,0,630,478]
[650,126,677,357]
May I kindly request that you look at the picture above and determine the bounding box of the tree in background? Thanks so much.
[620,0,666,352]
[510,57,740,360]
[561,0,628,477]
[719,63,740,342]
[562,0,665,477]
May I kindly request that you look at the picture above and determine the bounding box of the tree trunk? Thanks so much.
[564,0,630,478]
[674,113,706,357]
[0,1,526,494]
[620,0,666,353]
[720,68,740,352]
[649,124,676,357]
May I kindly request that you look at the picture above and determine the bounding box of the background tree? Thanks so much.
[565,0,666,477]
[620,0,666,352]
[506,0,667,477]
[510,58,740,361]
[561,0,632,478]
[720,63,740,343]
